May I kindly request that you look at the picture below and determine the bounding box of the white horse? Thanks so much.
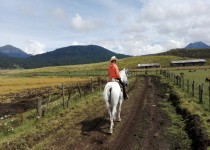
[103,68,129,134]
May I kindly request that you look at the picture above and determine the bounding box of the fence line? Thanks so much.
[35,77,107,118]
[0,77,107,120]
[160,70,210,111]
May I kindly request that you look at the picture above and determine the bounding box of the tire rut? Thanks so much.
[111,77,150,150]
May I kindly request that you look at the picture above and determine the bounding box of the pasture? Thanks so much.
[0,76,88,96]
[0,55,210,149]
[164,68,210,137]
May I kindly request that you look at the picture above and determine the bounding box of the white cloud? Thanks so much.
[167,40,185,49]
[70,41,84,45]
[139,0,209,22]
[24,40,45,55]
[95,39,165,56]
[1,0,210,56]
[70,13,96,32]
[139,44,164,55]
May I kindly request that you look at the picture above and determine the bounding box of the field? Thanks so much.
[0,76,88,96]
[165,68,210,137]
[0,55,186,102]
[0,55,210,149]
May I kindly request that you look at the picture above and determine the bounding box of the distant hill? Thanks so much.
[156,48,210,59]
[154,42,210,59]
[0,45,32,58]
[0,45,130,69]
[0,55,22,69]
[185,42,210,49]
[21,45,130,68]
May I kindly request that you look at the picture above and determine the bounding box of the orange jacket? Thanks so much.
[108,62,120,80]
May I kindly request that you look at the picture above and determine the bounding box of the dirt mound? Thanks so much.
[170,91,210,150]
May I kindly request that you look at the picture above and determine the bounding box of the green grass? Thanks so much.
[160,101,192,149]
[160,74,210,140]
[1,54,210,148]
[0,55,189,77]
[169,69,210,111]
[0,88,104,149]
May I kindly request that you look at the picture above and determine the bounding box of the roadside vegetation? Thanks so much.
[0,89,103,149]
[166,69,210,137]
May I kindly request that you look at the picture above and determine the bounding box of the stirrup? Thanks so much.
[124,95,129,100]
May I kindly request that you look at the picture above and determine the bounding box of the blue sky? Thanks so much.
[0,0,210,56]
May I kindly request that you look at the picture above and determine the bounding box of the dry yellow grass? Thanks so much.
[0,76,88,95]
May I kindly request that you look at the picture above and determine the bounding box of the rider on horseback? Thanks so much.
[108,56,128,100]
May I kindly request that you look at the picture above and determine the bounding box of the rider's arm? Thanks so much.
[114,64,120,78]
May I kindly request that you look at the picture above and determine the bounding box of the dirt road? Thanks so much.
[43,76,191,150]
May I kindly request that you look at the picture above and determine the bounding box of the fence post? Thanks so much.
[99,79,101,92]
[17,108,24,123]
[187,79,189,92]
[91,78,93,93]
[77,83,81,98]
[37,98,42,118]
[145,70,148,75]
[201,84,203,103]
[192,81,195,97]
[174,74,176,84]
[199,85,201,102]
[182,77,184,90]
[175,75,178,85]
[62,83,65,108]
[46,93,51,113]
[209,84,210,111]
[67,89,71,108]
[179,76,181,88]
[199,84,203,103]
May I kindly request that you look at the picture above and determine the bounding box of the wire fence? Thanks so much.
[160,70,210,111]
[0,77,107,120]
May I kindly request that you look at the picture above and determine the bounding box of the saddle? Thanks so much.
[111,78,123,90]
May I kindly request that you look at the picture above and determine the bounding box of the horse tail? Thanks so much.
[103,83,112,109]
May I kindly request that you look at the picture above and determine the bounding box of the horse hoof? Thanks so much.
[115,118,121,122]
[109,130,113,134]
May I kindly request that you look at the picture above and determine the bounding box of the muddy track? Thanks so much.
[111,77,150,150]
[40,76,191,150]
[66,76,159,150]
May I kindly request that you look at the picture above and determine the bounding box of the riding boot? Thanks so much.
[122,86,128,100]
[123,92,128,100]
[116,78,128,100]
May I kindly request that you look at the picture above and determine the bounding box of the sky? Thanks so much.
[0,0,210,56]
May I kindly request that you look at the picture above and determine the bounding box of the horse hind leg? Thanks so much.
[109,115,114,134]
[106,101,111,115]
[109,106,117,134]
[116,100,123,122]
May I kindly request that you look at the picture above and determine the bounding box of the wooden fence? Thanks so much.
[36,78,106,118]
[0,77,107,119]
[160,70,210,111]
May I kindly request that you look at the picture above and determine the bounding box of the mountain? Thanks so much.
[185,42,210,49]
[153,41,210,59]
[0,45,32,58]
[21,45,130,68]
[0,45,130,69]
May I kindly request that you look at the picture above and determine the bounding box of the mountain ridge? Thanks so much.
[155,41,210,59]
[185,41,210,49]
[0,44,130,69]
[0,45,32,58]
